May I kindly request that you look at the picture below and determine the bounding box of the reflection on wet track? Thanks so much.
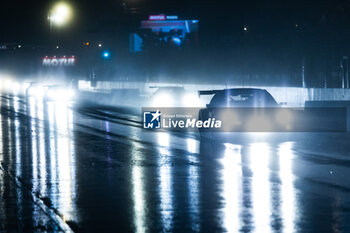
[220,144,241,232]
[157,133,174,232]
[1,92,350,232]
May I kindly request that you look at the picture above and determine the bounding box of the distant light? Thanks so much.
[243,27,248,31]
[18,45,21,48]
[56,45,60,49]
[84,42,90,46]
[149,15,166,21]
[172,37,182,46]
[49,2,73,27]
[102,51,110,58]
[98,43,102,47]
[166,15,178,20]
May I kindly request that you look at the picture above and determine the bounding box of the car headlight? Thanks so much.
[67,89,75,98]
[182,94,201,107]
[152,93,174,107]
[47,89,75,101]
[28,86,46,98]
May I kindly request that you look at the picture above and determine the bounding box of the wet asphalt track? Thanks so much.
[1,92,350,232]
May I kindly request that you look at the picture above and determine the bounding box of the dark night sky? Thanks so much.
[1,0,350,44]
[2,0,350,75]
[1,0,350,87]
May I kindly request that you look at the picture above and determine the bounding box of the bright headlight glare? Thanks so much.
[11,82,21,93]
[28,86,46,99]
[182,94,200,107]
[22,82,31,90]
[46,90,56,99]
[152,93,174,107]
[47,89,75,101]
[68,89,75,98]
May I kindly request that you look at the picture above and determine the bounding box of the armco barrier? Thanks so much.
[78,80,350,107]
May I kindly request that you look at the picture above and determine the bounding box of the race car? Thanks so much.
[25,82,48,98]
[44,85,75,102]
[26,82,75,102]
[198,88,293,134]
